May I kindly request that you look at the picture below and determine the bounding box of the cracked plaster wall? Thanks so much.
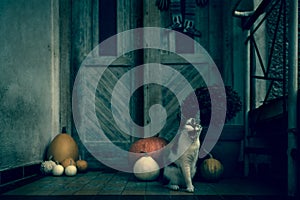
[0,0,59,170]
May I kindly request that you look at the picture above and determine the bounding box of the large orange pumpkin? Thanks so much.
[129,137,168,153]
[47,128,79,163]
[128,137,168,167]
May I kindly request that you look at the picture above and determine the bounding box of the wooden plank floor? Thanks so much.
[1,170,286,199]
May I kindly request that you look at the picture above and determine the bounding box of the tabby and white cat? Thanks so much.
[163,118,202,193]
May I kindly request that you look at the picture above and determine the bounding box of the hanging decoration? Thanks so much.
[156,0,209,37]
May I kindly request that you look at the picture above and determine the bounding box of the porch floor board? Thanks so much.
[1,170,286,199]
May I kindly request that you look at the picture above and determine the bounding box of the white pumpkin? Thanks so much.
[133,155,160,181]
[52,164,64,176]
[65,165,77,176]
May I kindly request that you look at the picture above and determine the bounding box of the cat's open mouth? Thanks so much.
[188,131,198,140]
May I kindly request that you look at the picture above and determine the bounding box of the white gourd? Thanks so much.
[65,165,77,176]
[133,155,160,181]
[52,164,64,176]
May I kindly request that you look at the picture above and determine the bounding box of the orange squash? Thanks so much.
[200,153,224,181]
[47,127,79,163]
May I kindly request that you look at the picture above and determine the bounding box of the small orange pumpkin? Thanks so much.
[61,158,76,168]
[76,159,88,172]
[200,153,224,181]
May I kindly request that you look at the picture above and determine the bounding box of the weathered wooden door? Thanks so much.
[71,0,245,169]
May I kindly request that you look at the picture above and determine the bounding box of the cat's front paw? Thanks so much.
[185,185,194,193]
[167,184,180,191]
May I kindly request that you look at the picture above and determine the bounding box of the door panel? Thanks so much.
[71,0,142,169]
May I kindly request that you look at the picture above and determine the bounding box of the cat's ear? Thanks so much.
[195,124,202,133]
